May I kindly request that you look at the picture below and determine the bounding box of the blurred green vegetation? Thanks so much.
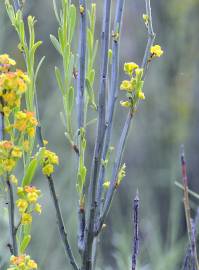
[1,0,199,269]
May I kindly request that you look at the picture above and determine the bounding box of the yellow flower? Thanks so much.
[42,164,54,176]
[117,163,126,186]
[1,140,13,149]
[9,255,37,270]
[21,213,32,225]
[22,140,30,152]
[3,106,11,116]
[27,259,37,269]
[35,203,42,214]
[3,158,16,172]
[10,175,18,185]
[80,5,85,14]
[16,199,28,213]
[27,192,38,203]
[138,91,145,100]
[11,147,22,158]
[150,44,164,57]
[41,149,59,176]
[103,181,110,189]
[24,185,41,196]
[143,14,149,24]
[135,68,144,80]
[44,149,59,165]
[17,187,24,196]
[120,80,133,91]
[10,255,25,265]
[124,62,139,76]
[27,127,35,137]
[14,111,38,135]
[120,100,131,107]
[0,54,16,72]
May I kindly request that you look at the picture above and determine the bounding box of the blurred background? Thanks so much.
[1,0,199,269]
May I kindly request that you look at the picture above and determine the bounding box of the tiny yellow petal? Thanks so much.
[150,44,164,57]
[120,100,131,107]
[138,91,145,100]
[103,181,110,189]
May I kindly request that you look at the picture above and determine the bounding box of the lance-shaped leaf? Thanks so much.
[19,234,31,253]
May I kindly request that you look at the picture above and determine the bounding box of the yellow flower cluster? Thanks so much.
[0,67,30,115]
[16,185,42,224]
[0,54,16,72]
[120,63,145,108]
[150,44,164,58]
[14,111,38,137]
[0,140,22,175]
[116,163,126,187]
[124,62,139,76]
[7,255,37,270]
[42,149,59,176]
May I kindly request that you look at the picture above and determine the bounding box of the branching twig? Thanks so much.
[96,0,125,221]
[77,0,87,129]
[78,207,85,253]
[96,111,132,234]
[95,0,155,236]
[141,0,155,73]
[81,1,112,269]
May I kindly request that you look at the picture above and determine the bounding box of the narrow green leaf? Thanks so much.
[36,147,46,164]
[66,86,74,114]
[68,54,74,85]
[23,224,31,236]
[53,0,61,23]
[92,40,98,65]
[68,4,76,43]
[58,27,64,53]
[30,41,42,61]
[63,43,70,71]
[20,235,31,253]
[50,34,62,55]
[88,69,95,86]
[87,29,92,58]
[22,158,38,187]
[35,56,45,83]
[85,78,97,110]
[55,66,64,94]
[5,0,16,25]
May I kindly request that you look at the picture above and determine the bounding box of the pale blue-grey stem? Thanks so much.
[96,111,132,234]
[95,0,156,235]
[77,0,87,129]
[76,0,87,256]
[81,0,112,269]
[141,0,155,72]
[132,191,139,270]
[96,0,125,219]
[12,0,20,10]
